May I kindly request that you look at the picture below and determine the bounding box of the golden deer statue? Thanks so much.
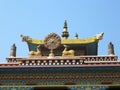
[29,45,42,57]
[62,45,74,56]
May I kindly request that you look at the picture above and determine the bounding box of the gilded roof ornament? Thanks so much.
[44,33,61,58]
[44,32,61,50]
[62,20,69,39]
[75,32,78,39]
[63,20,67,28]
[95,32,104,40]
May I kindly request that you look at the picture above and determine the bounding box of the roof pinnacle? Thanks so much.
[108,42,115,56]
[10,43,16,57]
[63,20,67,28]
[62,20,69,39]
[75,32,78,39]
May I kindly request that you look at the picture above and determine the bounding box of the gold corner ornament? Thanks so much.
[44,33,61,50]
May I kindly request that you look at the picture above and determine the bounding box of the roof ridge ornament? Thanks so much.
[10,43,16,58]
[62,20,69,39]
[95,32,104,40]
[75,32,78,39]
[108,42,115,56]
[20,34,30,42]
[44,33,61,58]
[64,20,67,28]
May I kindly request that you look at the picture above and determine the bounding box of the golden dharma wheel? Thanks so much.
[44,33,61,50]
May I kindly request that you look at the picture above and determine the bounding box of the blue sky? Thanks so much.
[0,0,120,62]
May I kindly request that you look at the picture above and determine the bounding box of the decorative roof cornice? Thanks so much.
[21,32,104,44]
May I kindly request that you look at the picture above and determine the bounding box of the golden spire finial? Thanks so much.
[75,32,78,39]
[64,20,67,28]
[62,20,69,39]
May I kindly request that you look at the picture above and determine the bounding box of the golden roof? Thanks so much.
[21,32,104,44]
